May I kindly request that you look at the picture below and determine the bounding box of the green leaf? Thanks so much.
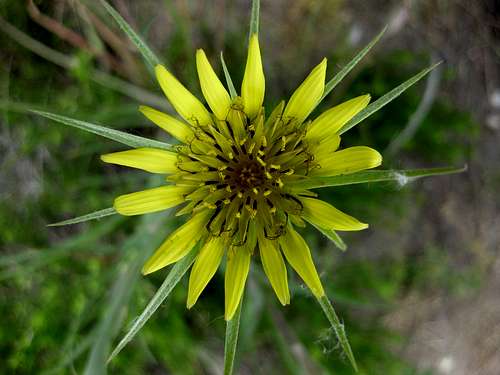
[288,166,466,190]
[309,222,347,251]
[99,0,161,70]
[338,62,442,135]
[249,0,260,38]
[84,210,172,374]
[48,208,116,227]
[107,246,199,363]
[220,52,237,99]
[224,299,243,375]
[318,295,358,371]
[32,110,173,150]
[321,26,387,102]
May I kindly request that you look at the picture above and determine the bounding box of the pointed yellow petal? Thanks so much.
[312,146,382,177]
[101,148,178,174]
[155,64,212,127]
[300,197,368,231]
[307,95,371,139]
[142,210,212,274]
[241,34,265,119]
[187,236,226,308]
[196,49,231,120]
[224,246,251,320]
[139,106,194,143]
[279,226,325,298]
[282,58,327,125]
[258,233,290,305]
[114,185,192,216]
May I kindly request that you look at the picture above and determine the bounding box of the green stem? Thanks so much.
[224,299,243,375]
[318,295,358,372]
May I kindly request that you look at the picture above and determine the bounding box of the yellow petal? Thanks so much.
[310,133,341,160]
[258,233,290,305]
[307,95,370,139]
[300,197,368,231]
[279,226,325,298]
[142,210,212,274]
[101,148,178,174]
[282,58,327,125]
[312,146,382,177]
[187,236,226,308]
[114,185,192,216]
[155,64,212,127]
[224,246,251,320]
[196,49,231,120]
[241,34,265,119]
[139,106,194,143]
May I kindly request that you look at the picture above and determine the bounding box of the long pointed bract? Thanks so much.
[48,208,117,227]
[338,62,442,135]
[224,299,243,375]
[99,0,161,70]
[320,26,387,102]
[107,246,199,363]
[287,166,466,190]
[249,0,260,38]
[318,296,358,372]
[32,110,173,150]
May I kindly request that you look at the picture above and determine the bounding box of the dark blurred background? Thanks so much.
[1,0,499,374]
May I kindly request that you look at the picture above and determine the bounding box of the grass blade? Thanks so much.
[99,0,161,70]
[321,26,387,102]
[32,110,173,150]
[288,165,466,190]
[220,52,237,99]
[48,208,116,227]
[224,299,243,375]
[318,295,358,371]
[107,246,199,363]
[338,62,442,135]
[249,0,260,37]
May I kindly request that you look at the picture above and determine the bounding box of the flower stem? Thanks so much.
[317,295,358,372]
[223,299,243,375]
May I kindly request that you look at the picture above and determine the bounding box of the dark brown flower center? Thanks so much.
[227,158,266,189]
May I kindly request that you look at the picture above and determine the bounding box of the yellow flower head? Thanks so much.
[101,33,381,320]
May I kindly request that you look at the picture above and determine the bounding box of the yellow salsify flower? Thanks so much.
[101,34,382,320]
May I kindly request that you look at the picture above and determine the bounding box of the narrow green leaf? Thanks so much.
[338,62,442,135]
[48,208,116,227]
[224,299,243,375]
[99,0,161,70]
[249,0,260,38]
[309,222,347,251]
[83,251,148,375]
[288,166,466,190]
[220,52,237,99]
[31,110,173,150]
[321,26,387,102]
[318,295,358,372]
[107,246,199,363]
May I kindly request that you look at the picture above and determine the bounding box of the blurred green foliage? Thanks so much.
[0,1,479,374]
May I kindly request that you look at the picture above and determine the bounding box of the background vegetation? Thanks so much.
[1,0,499,374]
